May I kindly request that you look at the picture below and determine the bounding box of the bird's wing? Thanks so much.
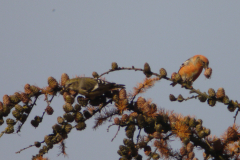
[178,58,191,72]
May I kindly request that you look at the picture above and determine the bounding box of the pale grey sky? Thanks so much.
[1,1,240,160]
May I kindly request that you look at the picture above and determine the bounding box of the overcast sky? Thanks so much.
[1,1,240,160]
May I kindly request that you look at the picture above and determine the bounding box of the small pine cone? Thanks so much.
[77,96,88,107]
[159,68,167,78]
[207,99,216,107]
[34,141,41,148]
[216,87,225,99]
[144,146,151,156]
[76,122,86,131]
[196,119,202,125]
[24,84,32,94]
[111,62,118,70]
[208,88,215,97]
[31,120,39,128]
[92,71,99,78]
[169,94,177,101]
[150,103,157,112]
[119,89,127,100]
[60,73,69,86]
[48,76,58,89]
[65,95,74,104]
[5,125,14,134]
[15,104,24,113]
[153,132,161,139]
[197,130,205,138]
[57,116,64,124]
[45,106,54,115]
[2,105,11,117]
[136,97,146,109]
[188,152,195,159]
[189,118,196,127]
[14,92,21,99]
[125,130,134,139]
[19,114,27,123]
[52,124,62,133]
[6,118,16,126]
[182,137,190,145]
[196,124,203,132]
[204,128,211,136]
[171,72,177,81]
[30,85,40,95]
[12,110,21,119]
[42,86,55,95]
[143,62,152,78]
[177,94,184,102]
[180,146,187,156]
[175,73,182,82]
[75,112,84,122]
[228,104,236,112]
[222,96,229,104]
[198,95,207,102]
[34,116,42,123]
[63,113,75,122]
[83,110,92,119]
[121,114,129,122]
[186,143,194,153]
[3,95,11,105]
[152,153,160,159]
[44,135,53,145]
[20,93,30,104]
[9,95,21,104]
[129,112,138,118]
[204,68,212,79]
[74,104,81,112]
[64,123,72,133]
[63,103,74,113]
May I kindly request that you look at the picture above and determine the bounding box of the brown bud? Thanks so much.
[198,95,207,103]
[45,106,54,115]
[60,73,69,86]
[119,89,127,100]
[208,88,215,97]
[228,103,236,112]
[216,87,225,99]
[76,122,86,131]
[75,112,84,122]
[9,95,21,104]
[63,103,74,113]
[65,95,74,104]
[15,104,24,113]
[34,141,41,148]
[111,62,118,70]
[24,84,32,94]
[188,151,195,159]
[207,98,216,107]
[223,96,229,104]
[57,116,64,124]
[177,94,184,102]
[20,93,30,104]
[169,94,177,101]
[92,71,99,78]
[30,85,40,95]
[48,76,58,89]
[175,73,182,82]
[114,117,120,125]
[136,97,146,109]
[77,96,88,107]
[180,146,187,156]
[121,114,129,122]
[171,72,177,81]
[64,124,72,133]
[143,63,152,77]
[186,143,194,153]
[204,67,212,79]
[3,95,10,105]
[159,68,167,78]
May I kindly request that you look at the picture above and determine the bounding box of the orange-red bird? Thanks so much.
[171,55,210,86]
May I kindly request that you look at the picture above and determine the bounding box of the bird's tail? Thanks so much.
[113,84,125,89]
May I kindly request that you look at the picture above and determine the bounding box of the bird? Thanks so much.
[65,77,125,99]
[171,55,210,86]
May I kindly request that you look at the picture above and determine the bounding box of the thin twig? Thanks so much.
[111,126,120,142]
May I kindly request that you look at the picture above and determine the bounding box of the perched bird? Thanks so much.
[65,77,125,99]
[171,55,210,86]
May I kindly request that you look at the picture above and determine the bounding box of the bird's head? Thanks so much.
[65,78,79,91]
[198,55,209,69]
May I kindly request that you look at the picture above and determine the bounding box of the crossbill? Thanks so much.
[65,77,125,99]
[171,55,211,86]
